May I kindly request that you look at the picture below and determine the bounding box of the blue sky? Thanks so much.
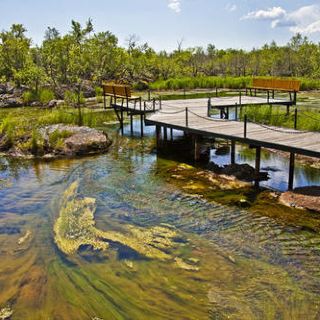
[0,0,319,51]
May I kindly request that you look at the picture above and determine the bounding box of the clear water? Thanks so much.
[0,123,320,319]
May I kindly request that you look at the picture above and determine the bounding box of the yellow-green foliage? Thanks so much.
[39,88,55,105]
[95,86,103,103]
[22,90,36,105]
[54,181,181,260]
[48,130,72,150]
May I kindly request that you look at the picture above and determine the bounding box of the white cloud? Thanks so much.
[242,7,286,20]
[226,4,237,12]
[168,0,181,13]
[242,4,320,34]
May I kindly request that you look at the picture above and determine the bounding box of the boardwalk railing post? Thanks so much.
[207,98,211,117]
[288,153,295,191]
[267,90,270,104]
[235,103,238,121]
[185,107,189,127]
[239,90,242,105]
[255,146,261,189]
[159,96,162,110]
[294,108,298,130]
[244,115,247,138]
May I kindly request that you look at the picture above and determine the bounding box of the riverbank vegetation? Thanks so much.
[1,20,320,103]
[238,105,320,132]
[0,106,115,157]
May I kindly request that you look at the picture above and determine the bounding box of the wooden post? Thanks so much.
[193,135,201,162]
[163,126,168,141]
[159,96,162,110]
[185,107,189,127]
[255,146,261,188]
[184,88,186,99]
[130,114,133,135]
[244,115,247,138]
[294,108,298,130]
[103,93,106,110]
[235,103,238,121]
[231,141,236,164]
[110,96,113,108]
[239,91,242,105]
[293,92,297,105]
[288,153,295,191]
[170,128,173,141]
[207,98,211,117]
[156,125,161,149]
[120,108,124,135]
[226,106,229,120]
[267,90,270,104]
[140,114,144,137]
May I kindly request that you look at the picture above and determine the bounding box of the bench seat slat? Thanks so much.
[248,78,300,92]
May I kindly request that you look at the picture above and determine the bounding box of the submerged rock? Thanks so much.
[279,186,320,213]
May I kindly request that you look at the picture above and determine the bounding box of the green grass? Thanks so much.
[0,106,117,155]
[239,105,320,132]
[149,76,320,91]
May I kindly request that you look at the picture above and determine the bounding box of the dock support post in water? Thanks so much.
[120,108,124,135]
[156,126,161,149]
[255,146,261,188]
[193,135,201,162]
[231,141,236,164]
[288,153,295,191]
[130,114,133,136]
[140,114,144,137]
[163,126,168,142]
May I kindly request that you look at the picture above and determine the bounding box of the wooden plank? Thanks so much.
[251,78,300,92]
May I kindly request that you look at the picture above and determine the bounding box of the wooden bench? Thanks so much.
[246,78,301,105]
[102,82,142,109]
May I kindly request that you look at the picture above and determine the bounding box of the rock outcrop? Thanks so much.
[1,124,112,158]
[0,83,28,108]
[279,186,320,213]
[40,124,112,157]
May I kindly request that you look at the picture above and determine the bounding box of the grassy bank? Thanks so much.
[0,106,116,156]
[239,105,320,132]
[149,76,320,91]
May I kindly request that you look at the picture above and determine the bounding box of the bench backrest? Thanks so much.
[252,78,300,92]
[102,83,132,98]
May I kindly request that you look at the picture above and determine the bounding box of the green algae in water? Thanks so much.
[1,129,320,318]
[55,181,187,261]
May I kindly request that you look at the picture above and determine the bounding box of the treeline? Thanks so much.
[1,20,320,97]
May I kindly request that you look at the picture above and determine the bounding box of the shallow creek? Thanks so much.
[0,123,320,319]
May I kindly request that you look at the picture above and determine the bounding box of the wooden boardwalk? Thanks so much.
[145,98,320,159]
